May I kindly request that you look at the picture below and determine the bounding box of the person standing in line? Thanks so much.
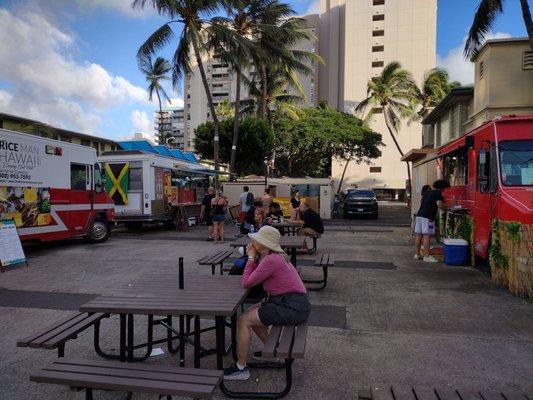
[200,186,215,241]
[239,186,253,234]
[414,180,450,262]
[289,188,301,220]
[261,188,273,208]
[211,189,228,243]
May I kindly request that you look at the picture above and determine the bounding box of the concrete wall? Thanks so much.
[466,39,533,131]
[320,0,437,191]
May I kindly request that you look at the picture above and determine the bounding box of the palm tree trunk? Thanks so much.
[520,0,533,51]
[191,36,220,180]
[382,106,411,190]
[229,69,241,181]
[260,61,268,119]
[337,158,350,194]
[156,90,164,145]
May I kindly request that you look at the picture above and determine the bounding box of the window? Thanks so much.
[128,167,143,191]
[499,140,533,186]
[372,45,384,52]
[94,163,103,193]
[70,164,87,190]
[372,61,384,68]
[443,147,468,186]
[479,61,485,79]
[81,139,91,147]
[372,14,385,21]
[523,51,533,70]
[372,30,384,37]
[370,167,382,173]
[60,135,71,143]
[477,146,496,193]
[371,107,383,114]
[373,0,385,5]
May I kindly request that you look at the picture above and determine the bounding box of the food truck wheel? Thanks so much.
[86,219,111,243]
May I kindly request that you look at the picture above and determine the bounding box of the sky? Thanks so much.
[0,0,527,141]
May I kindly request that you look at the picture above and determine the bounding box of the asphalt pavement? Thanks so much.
[0,202,531,399]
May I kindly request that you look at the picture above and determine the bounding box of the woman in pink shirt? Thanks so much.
[224,226,311,381]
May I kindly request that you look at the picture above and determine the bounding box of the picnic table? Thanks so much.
[230,235,306,266]
[270,220,303,236]
[79,271,248,370]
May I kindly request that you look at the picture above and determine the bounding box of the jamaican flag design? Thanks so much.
[104,163,129,205]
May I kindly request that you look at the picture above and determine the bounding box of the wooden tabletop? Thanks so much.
[230,235,305,248]
[79,274,248,316]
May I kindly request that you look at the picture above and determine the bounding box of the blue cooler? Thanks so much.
[443,238,469,265]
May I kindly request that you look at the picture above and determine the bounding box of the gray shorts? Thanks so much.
[258,293,311,326]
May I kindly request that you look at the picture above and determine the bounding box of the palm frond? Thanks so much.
[464,0,504,58]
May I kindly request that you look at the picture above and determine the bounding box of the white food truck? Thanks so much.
[0,128,115,243]
[98,145,212,229]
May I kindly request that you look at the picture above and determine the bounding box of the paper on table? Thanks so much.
[150,348,165,357]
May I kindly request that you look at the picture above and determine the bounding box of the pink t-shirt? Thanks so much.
[242,252,307,296]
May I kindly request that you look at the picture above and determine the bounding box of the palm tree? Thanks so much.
[356,61,418,185]
[139,57,172,145]
[133,0,223,179]
[414,68,460,119]
[464,0,533,58]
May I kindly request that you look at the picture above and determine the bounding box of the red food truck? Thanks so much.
[437,115,533,264]
[0,128,115,243]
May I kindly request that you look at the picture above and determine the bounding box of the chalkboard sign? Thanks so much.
[0,219,28,272]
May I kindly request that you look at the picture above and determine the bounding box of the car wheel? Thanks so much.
[85,219,111,243]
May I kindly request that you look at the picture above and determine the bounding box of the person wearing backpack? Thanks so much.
[239,186,254,234]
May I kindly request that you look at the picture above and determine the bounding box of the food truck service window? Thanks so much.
[443,147,468,186]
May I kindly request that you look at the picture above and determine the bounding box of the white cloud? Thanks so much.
[437,32,512,85]
[305,0,320,14]
[0,90,12,109]
[0,8,152,134]
[130,110,152,133]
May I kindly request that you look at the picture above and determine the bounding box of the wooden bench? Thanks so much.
[357,384,532,400]
[220,322,308,399]
[30,358,222,400]
[301,253,334,291]
[197,248,235,275]
[17,312,108,358]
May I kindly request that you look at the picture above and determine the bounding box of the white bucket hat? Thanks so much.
[248,225,284,253]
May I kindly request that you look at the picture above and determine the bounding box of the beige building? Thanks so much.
[183,14,320,151]
[154,106,185,148]
[319,0,437,198]
[406,38,533,215]
[0,113,117,156]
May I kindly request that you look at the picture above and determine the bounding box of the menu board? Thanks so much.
[0,219,27,271]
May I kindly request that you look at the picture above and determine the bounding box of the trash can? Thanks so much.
[443,238,469,265]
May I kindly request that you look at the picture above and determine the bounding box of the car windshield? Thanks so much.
[348,190,374,198]
[499,140,533,186]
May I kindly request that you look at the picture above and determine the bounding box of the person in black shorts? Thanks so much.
[289,189,301,220]
[200,186,215,241]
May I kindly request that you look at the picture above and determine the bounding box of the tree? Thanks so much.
[134,0,223,180]
[139,57,172,145]
[464,0,533,58]
[356,61,417,186]
[194,116,274,176]
[414,68,460,119]
[273,103,383,180]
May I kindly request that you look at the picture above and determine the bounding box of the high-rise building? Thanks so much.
[154,101,186,148]
[183,14,320,151]
[319,0,437,198]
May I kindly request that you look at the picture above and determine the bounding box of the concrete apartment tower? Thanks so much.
[319,0,437,199]
[183,14,320,152]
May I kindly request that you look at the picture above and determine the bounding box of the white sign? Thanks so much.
[0,132,45,187]
[0,219,27,269]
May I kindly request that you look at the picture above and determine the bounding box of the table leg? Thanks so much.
[215,316,226,370]
[179,315,185,367]
[220,262,223,275]
[127,314,134,362]
[119,314,126,362]
[230,313,238,361]
[194,315,201,368]
[290,248,297,266]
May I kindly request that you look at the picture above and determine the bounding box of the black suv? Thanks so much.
[343,189,378,219]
